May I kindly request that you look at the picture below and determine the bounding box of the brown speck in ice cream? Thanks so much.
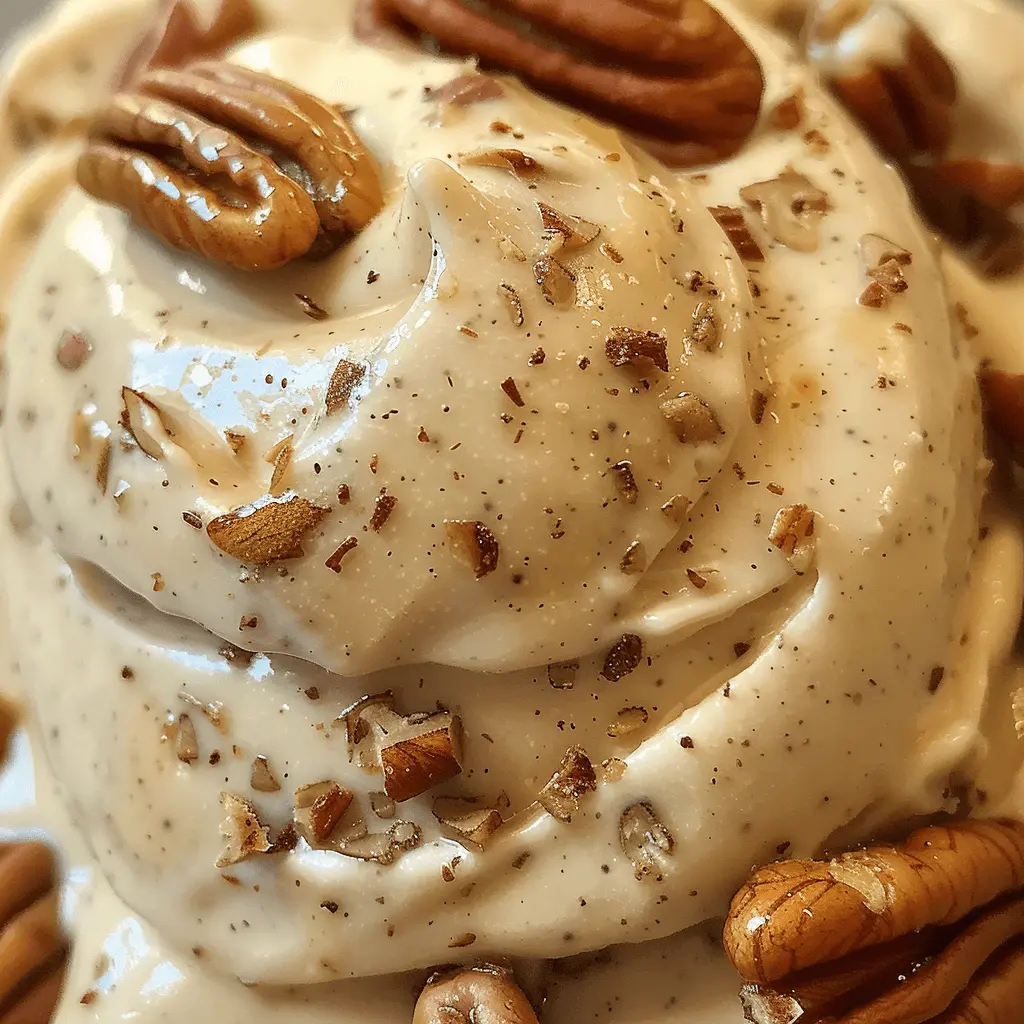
[501,377,526,407]
[605,327,669,372]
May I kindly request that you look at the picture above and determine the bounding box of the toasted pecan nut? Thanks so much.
[934,160,1024,213]
[0,844,66,1020]
[725,819,1024,1024]
[77,62,384,271]
[120,0,261,87]
[365,0,764,166]
[980,369,1024,451]
[413,964,539,1024]
[806,0,957,161]
[725,818,1024,985]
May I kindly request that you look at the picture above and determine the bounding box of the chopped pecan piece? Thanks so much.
[539,746,598,823]
[445,520,500,578]
[710,205,765,262]
[207,492,329,564]
[769,504,816,573]
[620,800,675,880]
[379,711,463,802]
[215,793,271,867]
[78,62,384,270]
[433,796,504,851]
[294,781,354,844]
[606,327,669,372]
[602,633,644,682]
[740,170,829,252]
[660,393,724,443]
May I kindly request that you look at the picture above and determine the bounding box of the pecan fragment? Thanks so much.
[539,746,597,823]
[724,819,1024,1023]
[379,711,463,802]
[215,793,271,867]
[433,796,504,851]
[372,0,764,167]
[602,633,644,682]
[78,62,384,271]
[660,392,724,443]
[620,800,674,881]
[294,781,354,844]
[414,965,539,1024]
[606,327,669,372]
[769,504,816,573]
[710,205,765,262]
[445,520,500,578]
[207,492,329,564]
[740,170,829,253]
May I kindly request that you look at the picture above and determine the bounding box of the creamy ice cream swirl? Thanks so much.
[0,0,1002,1005]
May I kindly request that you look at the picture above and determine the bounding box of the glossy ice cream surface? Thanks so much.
[0,0,1022,1021]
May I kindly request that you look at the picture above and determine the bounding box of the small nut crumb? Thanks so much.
[539,746,597,823]
[602,634,644,682]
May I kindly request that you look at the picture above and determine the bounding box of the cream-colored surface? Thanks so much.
[0,0,1022,1021]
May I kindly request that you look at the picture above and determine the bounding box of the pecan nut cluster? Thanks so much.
[724,818,1024,1023]
[362,0,764,167]
[77,62,384,271]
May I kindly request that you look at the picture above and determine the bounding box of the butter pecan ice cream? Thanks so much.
[0,0,1023,1022]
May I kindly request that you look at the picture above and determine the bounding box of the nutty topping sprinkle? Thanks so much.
[610,461,639,504]
[685,301,720,352]
[337,821,422,864]
[498,282,525,327]
[325,536,358,573]
[459,147,542,177]
[548,660,579,690]
[602,633,644,682]
[182,510,203,530]
[427,73,503,106]
[534,257,575,307]
[740,170,830,252]
[607,706,649,738]
[294,780,354,844]
[539,746,598,823]
[660,393,724,443]
[709,205,765,262]
[207,492,329,564]
[380,711,463,802]
[445,520,500,578]
[296,293,329,321]
[433,796,504,851]
[176,713,199,764]
[369,488,398,532]
[619,540,646,575]
[501,376,526,408]
[537,202,600,253]
[250,754,281,793]
[56,330,92,371]
[326,359,366,415]
[606,327,669,372]
[215,792,271,868]
[769,504,817,573]
[620,801,675,881]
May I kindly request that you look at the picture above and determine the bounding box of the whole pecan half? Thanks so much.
[119,0,261,87]
[724,818,1024,1023]
[77,62,384,271]
[0,842,66,1021]
[361,0,764,166]
[806,0,957,161]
